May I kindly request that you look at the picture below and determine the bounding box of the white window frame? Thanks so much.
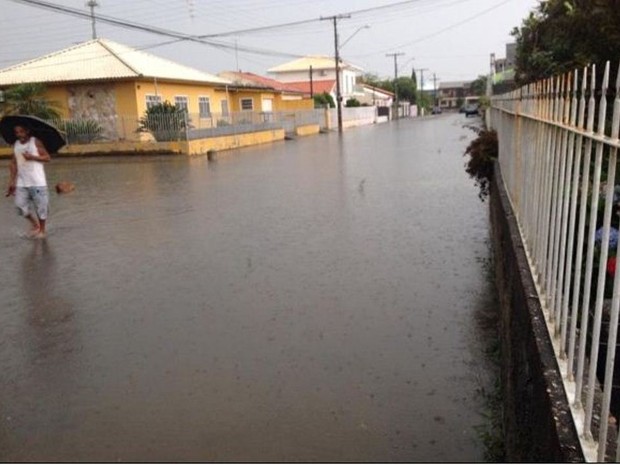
[145,94,162,109]
[221,99,229,116]
[174,95,189,113]
[198,96,211,118]
[240,98,254,111]
[261,98,274,113]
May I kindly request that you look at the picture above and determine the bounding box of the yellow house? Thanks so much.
[0,38,233,141]
[217,71,314,113]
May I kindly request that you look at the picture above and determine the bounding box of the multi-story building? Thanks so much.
[267,56,363,102]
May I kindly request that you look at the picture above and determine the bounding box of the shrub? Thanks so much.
[313,92,335,109]
[345,98,361,107]
[62,119,103,144]
[138,101,186,142]
[463,127,498,201]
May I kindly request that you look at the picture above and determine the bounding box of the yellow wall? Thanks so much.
[36,79,223,119]
[0,129,284,158]
[114,81,139,116]
[35,80,312,120]
[44,86,70,117]
[133,79,223,116]
[295,124,320,137]
[275,96,315,111]
[188,128,285,155]
[59,140,186,156]
[0,141,185,158]
[42,81,137,118]
[221,89,272,113]
[219,89,314,112]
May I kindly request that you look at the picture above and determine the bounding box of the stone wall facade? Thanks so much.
[67,84,118,140]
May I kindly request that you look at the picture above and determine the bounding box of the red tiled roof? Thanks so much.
[221,71,305,94]
[286,80,336,95]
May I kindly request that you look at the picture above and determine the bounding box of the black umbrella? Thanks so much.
[0,115,66,154]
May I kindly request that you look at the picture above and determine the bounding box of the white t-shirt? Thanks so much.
[15,137,47,188]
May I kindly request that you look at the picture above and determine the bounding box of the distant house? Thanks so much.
[268,55,363,102]
[0,39,232,139]
[0,39,311,141]
[217,71,312,112]
[352,84,394,107]
[492,43,517,92]
[438,81,479,109]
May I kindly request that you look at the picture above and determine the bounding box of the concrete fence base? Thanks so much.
[490,162,585,462]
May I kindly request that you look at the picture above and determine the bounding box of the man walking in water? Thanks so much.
[5,124,51,239]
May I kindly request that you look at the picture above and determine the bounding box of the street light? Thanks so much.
[340,25,370,49]
[334,25,370,133]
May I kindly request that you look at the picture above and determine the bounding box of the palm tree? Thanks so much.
[1,83,61,120]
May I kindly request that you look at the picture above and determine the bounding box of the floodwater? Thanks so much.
[0,114,495,462]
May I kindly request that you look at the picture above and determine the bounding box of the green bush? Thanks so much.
[139,101,186,142]
[62,119,103,144]
[463,128,498,201]
[345,98,361,108]
[313,92,335,109]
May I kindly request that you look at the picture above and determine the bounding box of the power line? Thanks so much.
[352,0,513,58]
[197,0,439,38]
[5,0,515,79]
[8,0,462,48]
[8,0,302,59]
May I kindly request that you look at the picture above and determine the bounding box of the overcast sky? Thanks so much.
[0,0,539,87]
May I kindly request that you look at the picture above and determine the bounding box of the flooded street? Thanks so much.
[0,114,495,462]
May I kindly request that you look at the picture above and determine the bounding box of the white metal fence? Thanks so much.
[327,106,377,130]
[0,108,384,148]
[491,61,620,462]
[13,109,329,146]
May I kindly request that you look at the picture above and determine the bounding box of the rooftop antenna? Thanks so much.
[187,0,195,19]
[86,0,99,39]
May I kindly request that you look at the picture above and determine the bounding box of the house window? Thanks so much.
[240,98,254,111]
[199,96,211,117]
[175,96,189,112]
[146,94,162,109]
[221,99,229,116]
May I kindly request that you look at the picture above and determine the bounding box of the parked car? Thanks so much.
[464,104,480,117]
[431,106,443,115]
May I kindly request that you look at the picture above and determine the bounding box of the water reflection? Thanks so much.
[0,115,494,461]
[20,239,79,366]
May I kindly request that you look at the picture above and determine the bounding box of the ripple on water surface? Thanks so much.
[0,115,495,462]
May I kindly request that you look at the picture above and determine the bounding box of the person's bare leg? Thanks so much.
[25,214,40,234]
[37,219,46,237]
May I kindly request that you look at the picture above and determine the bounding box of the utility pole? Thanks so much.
[86,0,99,40]
[386,52,405,120]
[309,65,314,98]
[321,14,350,134]
[235,38,240,72]
[487,54,495,126]
[432,73,439,107]
[488,53,495,97]
[417,67,429,110]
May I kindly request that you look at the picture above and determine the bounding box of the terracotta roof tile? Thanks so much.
[286,80,336,95]
[218,71,304,94]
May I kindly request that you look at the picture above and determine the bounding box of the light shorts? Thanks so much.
[15,186,49,220]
